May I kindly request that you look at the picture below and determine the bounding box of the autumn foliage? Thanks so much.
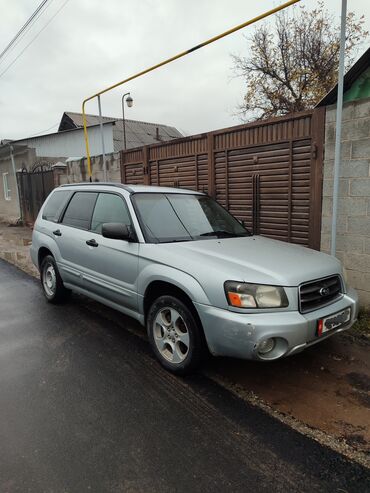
[232,2,368,120]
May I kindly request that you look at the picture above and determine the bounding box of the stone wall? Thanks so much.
[0,147,36,224]
[0,159,20,223]
[0,147,122,224]
[54,152,121,186]
[321,98,370,308]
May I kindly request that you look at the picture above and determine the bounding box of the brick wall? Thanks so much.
[321,98,370,308]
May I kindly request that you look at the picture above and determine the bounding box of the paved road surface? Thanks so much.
[0,259,368,492]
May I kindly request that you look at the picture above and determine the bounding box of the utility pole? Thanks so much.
[9,145,22,222]
[97,95,107,181]
[331,0,347,256]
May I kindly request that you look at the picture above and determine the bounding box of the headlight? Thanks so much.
[224,281,289,308]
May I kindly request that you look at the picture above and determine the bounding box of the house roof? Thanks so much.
[316,47,370,107]
[7,121,113,143]
[59,111,183,151]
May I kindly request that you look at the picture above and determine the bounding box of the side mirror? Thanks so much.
[102,223,134,241]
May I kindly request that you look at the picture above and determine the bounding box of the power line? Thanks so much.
[0,0,56,66]
[26,122,60,137]
[0,0,71,80]
[0,0,49,61]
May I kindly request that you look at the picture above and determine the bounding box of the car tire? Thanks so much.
[40,254,70,304]
[147,295,205,375]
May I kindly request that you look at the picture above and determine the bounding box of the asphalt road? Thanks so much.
[0,259,368,493]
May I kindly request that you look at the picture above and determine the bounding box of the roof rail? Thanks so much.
[59,182,134,193]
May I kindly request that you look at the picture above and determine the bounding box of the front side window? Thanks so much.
[62,192,97,230]
[42,190,72,222]
[132,193,250,243]
[91,193,132,234]
[2,173,11,201]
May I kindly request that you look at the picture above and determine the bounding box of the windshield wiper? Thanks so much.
[200,230,240,237]
[162,238,193,243]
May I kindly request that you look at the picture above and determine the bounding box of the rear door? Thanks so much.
[56,191,98,287]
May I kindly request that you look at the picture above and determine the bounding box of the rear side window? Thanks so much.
[62,192,97,230]
[91,193,131,234]
[42,190,72,222]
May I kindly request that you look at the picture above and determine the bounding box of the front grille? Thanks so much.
[299,275,343,313]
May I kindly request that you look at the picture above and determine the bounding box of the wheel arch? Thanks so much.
[144,280,207,337]
[144,280,209,356]
[38,246,53,269]
[144,281,194,318]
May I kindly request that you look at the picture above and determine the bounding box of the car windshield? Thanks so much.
[132,192,251,243]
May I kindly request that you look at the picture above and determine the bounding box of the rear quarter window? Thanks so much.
[42,190,72,222]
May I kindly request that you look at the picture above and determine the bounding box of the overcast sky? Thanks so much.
[0,0,369,140]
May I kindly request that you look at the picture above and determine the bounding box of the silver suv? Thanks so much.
[31,183,358,374]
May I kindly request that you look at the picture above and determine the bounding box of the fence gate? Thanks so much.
[121,108,325,249]
[17,167,55,223]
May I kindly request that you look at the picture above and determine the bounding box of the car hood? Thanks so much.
[143,235,342,287]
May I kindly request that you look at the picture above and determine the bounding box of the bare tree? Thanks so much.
[232,2,368,120]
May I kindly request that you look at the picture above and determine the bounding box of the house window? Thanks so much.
[3,172,11,201]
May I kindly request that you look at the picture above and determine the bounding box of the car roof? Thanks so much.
[59,182,204,195]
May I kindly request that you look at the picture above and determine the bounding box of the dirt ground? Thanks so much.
[1,223,369,458]
[208,332,370,455]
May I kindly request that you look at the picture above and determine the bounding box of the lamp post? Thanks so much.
[122,93,133,150]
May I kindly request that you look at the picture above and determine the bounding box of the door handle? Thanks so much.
[53,229,62,236]
[86,239,98,247]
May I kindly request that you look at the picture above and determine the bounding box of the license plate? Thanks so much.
[320,307,351,334]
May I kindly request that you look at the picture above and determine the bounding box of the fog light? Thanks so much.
[258,338,275,355]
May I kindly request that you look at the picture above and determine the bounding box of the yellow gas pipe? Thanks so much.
[82,0,300,180]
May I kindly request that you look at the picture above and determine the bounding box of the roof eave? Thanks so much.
[316,47,370,107]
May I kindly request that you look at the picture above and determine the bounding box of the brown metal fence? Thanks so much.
[121,108,325,249]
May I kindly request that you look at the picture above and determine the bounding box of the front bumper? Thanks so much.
[194,287,359,360]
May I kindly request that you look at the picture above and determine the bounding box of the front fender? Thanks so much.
[137,260,210,314]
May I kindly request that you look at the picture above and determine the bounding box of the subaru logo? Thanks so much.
[319,287,330,296]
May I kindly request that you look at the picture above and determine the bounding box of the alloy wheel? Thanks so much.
[153,307,190,364]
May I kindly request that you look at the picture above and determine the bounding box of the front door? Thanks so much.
[80,192,139,312]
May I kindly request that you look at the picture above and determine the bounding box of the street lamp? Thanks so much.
[122,93,133,150]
